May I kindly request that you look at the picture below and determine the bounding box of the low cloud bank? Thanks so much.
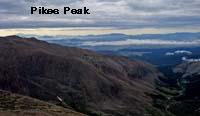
[182,57,200,62]
[82,39,200,46]
[165,50,192,56]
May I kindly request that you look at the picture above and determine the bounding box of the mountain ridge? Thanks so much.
[0,35,163,115]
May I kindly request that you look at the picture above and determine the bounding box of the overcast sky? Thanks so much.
[0,0,200,30]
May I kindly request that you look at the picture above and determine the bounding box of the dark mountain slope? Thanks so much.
[0,35,163,116]
[154,62,200,116]
[174,62,200,98]
[0,90,86,116]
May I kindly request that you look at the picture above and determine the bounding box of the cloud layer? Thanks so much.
[165,50,193,56]
[0,0,200,29]
[82,39,200,46]
[182,57,200,62]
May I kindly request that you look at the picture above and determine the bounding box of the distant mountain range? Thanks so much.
[19,32,200,51]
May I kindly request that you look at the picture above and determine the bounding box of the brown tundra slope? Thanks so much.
[0,90,86,116]
[0,36,163,116]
